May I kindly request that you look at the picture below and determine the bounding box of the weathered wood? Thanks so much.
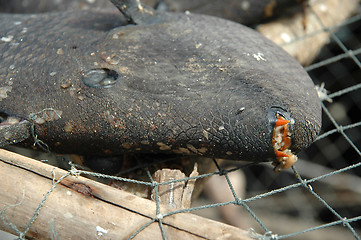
[151,164,198,209]
[0,149,256,239]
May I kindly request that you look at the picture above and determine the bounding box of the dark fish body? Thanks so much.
[0,2,321,164]
[0,0,114,13]
[0,0,304,25]
[145,0,304,25]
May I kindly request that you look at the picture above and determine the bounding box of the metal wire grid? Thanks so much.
[1,2,361,240]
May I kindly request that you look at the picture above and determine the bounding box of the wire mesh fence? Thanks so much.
[1,0,361,239]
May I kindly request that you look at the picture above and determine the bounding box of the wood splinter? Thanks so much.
[151,163,199,209]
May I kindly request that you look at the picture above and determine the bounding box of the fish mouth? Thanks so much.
[268,108,298,172]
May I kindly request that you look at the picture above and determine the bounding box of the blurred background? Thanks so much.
[1,0,361,239]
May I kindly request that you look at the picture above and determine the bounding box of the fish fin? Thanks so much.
[110,0,165,25]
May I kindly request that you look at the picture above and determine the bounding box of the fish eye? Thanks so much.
[82,68,119,88]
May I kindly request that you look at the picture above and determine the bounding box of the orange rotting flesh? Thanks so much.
[272,115,298,172]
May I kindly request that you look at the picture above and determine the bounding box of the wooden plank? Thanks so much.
[0,149,256,239]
